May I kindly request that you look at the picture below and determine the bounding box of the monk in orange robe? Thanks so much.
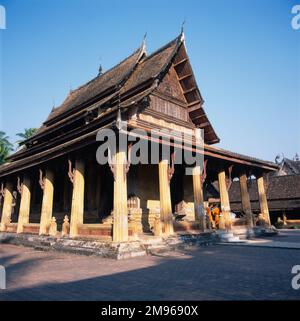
[206,206,214,229]
[212,206,221,229]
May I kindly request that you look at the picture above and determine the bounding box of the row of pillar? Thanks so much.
[0,154,271,241]
[193,168,271,229]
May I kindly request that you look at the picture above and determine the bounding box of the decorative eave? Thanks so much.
[170,37,220,144]
[0,118,278,179]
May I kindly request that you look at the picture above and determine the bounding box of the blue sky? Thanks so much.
[0,0,299,162]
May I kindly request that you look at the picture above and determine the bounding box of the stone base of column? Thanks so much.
[0,223,7,232]
[0,230,217,259]
[253,226,278,237]
[218,214,226,230]
[224,212,232,230]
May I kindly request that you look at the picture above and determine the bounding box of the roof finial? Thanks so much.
[52,98,56,111]
[142,32,147,52]
[116,85,123,130]
[98,64,103,76]
[181,19,186,36]
[180,19,186,42]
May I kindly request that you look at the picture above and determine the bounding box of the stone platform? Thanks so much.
[0,231,217,260]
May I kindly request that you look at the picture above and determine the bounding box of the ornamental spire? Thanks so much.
[180,19,186,41]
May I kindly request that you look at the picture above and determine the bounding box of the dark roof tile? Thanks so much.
[46,45,145,123]
[229,174,300,202]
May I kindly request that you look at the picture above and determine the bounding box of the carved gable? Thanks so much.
[156,65,186,103]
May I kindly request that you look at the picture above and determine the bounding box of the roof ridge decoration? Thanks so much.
[43,41,147,126]
[120,34,184,97]
[141,34,181,63]
[44,34,183,129]
[71,43,146,97]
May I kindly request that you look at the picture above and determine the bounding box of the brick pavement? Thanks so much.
[0,242,300,300]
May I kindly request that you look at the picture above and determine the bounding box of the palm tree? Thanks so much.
[16,128,37,146]
[0,131,13,164]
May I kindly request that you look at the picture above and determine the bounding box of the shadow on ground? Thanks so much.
[1,244,300,301]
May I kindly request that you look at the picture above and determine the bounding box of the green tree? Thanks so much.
[16,128,37,146]
[0,131,13,164]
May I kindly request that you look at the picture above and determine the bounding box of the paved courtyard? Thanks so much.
[1,230,300,300]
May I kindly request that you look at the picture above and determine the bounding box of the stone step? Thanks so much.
[140,238,163,246]
[219,236,247,243]
[227,236,242,242]
[146,244,167,250]
[1,231,217,259]
[217,231,248,243]
[33,245,51,251]
[220,233,234,239]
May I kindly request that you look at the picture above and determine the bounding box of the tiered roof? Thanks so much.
[0,33,278,177]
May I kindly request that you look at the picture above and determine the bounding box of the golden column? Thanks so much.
[39,169,54,235]
[70,159,85,238]
[218,169,232,230]
[257,174,271,226]
[192,165,205,231]
[239,172,253,228]
[0,182,13,232]
[159,159,174,236]
[113,149,128,242]
[17,175,31,233]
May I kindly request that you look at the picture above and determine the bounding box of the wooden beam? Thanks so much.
[198,122,210,129]
[204,129,216,136]
[188,105,201,113]
[122,124,278,171]
[191,114,206,121]
[179,73,192,81]
[187,100,202,112]
[183,87,197,95]
[188,100,201,108]
[173,58,188,67]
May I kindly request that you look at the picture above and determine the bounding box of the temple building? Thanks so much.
[0,33,278,245]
